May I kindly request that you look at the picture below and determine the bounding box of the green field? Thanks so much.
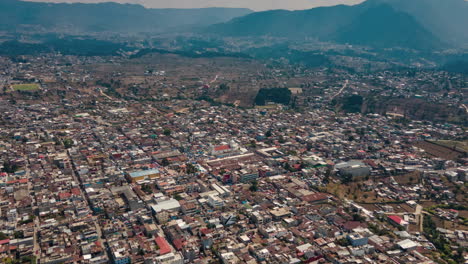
[11,83,40,91]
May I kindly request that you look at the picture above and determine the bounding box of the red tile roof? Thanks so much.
[58,192,71,200]
[71,188,81,195]
[200,228,213,236]
[388,215,404,225]
[172,238,185,251]
[6,179,28,185]
[301,193,328,203]
[214,145,230,152]
[155,237,171,255]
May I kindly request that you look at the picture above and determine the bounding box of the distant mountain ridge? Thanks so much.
[332,4,444,50]
[208,0,468,50]
[365,0,468,46]
[0,0,253,33]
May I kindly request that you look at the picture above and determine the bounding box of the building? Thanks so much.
[388,215,409,230]
[347,233,368,247]
[397,239,420,251]
[239,172,259,183]
[112,251,130,264]
[207,194,224,208]
[128,169,160,183]
[335,161,371,179]
[155,237,172,255]
[220,252,240,264]
[269,208,291,221]
[154,252,184,264]
[151,198,181,214]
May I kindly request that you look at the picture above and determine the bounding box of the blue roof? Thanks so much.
[129,169,160,178]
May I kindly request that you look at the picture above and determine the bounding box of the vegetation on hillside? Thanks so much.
[254,88,292,106]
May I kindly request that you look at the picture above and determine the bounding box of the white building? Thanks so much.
[207,194,224,208]
[335,160,371,179]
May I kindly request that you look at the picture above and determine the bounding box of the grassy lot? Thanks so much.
[325,182,391,203]
[430,214,468,231]
[430,140,468,153]
[393,171,422,185]
[12,83,40,91]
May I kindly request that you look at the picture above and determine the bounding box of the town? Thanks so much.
[0,51,467,264]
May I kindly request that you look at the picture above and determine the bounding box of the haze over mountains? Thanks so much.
[0,0,253,33]
[1,0,467,51]
[24,0,367,11]
[209,0,468,50]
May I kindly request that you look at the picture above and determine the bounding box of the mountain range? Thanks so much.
[1,0,467,51]
[208,0,468,50]
[0,0,252,33]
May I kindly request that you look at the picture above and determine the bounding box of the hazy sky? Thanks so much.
[25,0,366,11]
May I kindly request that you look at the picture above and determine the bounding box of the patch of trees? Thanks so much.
[63,138,74,149]
[141,184,152,194]
[254,88,291,106]
[423,215,464,264]
[0,232,8,240]
[249,180,259,192]
[16,90,41,99]
[219,83,229,91]
[46,38,126,56]
[2,161,18,173]
[96,81,111,88]
[160,158,170,167]
[186,163,198,174]
[443,60,468,74]
[427,203,468,211]
[0,38,127,57]
[341,173,354,184]
[341,94,363,113]
[195,96,235,107]
[163,128,171,136]
[0,41,49,56]
[130,48,251,60]
[107,87,122,98]
[247,45,330,68]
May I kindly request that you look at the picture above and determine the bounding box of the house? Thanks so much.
[347,233,368,247]
[155,237,172,255]
[397,239,420,251]
[388,215,409,230]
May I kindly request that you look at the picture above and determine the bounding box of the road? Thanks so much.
[415,204,424,232]
[28,169,41,263]
[33,217,41,263]
[23,155,41,263]
[383,204,424,232]
[331,80,349,100]
[209,74,219,84]
[97,87,112,100]
[67,149,109,260]
[196,74,219,90]
[462,104,468,114]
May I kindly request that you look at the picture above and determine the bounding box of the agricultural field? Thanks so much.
[414,140,465,160]
[431,140,468,153]
[11,83,40,91]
